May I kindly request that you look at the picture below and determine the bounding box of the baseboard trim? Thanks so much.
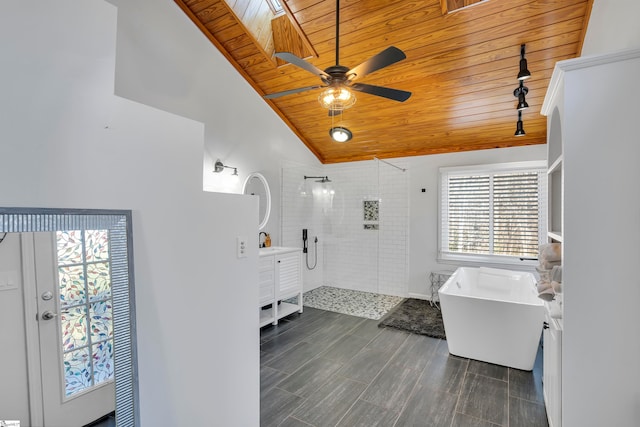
[407,292,431,301]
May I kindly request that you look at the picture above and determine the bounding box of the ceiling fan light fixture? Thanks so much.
[319,86,356,111]
[329,126,353,143]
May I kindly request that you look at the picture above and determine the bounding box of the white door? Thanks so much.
[29,231,115,427]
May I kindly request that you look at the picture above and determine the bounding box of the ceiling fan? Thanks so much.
[263,0,411,116]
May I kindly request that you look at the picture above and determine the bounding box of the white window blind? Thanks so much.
[440,162,546,263]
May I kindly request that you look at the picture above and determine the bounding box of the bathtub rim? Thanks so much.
[438,266,543,307]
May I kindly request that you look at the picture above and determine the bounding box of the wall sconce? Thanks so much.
[214,159,239,180]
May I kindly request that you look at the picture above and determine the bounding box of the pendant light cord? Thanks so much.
[335,0,340,65]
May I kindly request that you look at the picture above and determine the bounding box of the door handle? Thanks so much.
[40,310,58,321]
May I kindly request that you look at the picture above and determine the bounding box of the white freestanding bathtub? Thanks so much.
[438,267,544,370]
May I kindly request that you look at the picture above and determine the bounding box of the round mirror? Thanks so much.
[242,172,271,230]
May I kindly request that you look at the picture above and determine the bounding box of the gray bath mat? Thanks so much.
[378,298,446,339]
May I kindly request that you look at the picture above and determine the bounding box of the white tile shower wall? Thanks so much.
[281,163,325,291]
[377,160,409,296]
[324,160,409,296]
[281,159,409,297]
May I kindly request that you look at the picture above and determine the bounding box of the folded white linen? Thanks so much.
[538,243,561,263]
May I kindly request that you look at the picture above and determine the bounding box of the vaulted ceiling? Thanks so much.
[175,0,593,163]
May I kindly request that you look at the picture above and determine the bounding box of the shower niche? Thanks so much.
[363,199,379,230]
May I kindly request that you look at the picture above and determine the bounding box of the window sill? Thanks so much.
[437,253,538,272]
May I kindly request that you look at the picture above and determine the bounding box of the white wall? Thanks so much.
[0,2,258,426]
[281,145,545,298]
[107,0,321,247]
[581,0,640,57]
[406,145,547,297]
[0,235,29,422]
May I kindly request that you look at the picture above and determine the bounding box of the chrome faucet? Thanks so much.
[259,232,267,248]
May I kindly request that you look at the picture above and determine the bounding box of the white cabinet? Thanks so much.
[541,48,640,427]
[258,247,303,327]
[543,308,562,427]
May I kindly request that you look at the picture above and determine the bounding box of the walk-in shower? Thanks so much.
[282,160,409,297]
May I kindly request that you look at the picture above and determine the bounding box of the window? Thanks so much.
[56,229,114,397]
[439,161,547,264]
[266,0,283,14]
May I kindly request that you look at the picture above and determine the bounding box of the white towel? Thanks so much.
[536,281,553,293]
[538,287,555,301]
[550,265,562,283]
[538,243,561,263]
[540,260,562,270]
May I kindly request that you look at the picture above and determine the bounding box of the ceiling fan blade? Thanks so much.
[351,83,412,102]
[263,85,323,99]
[275,52,329,78]
[347,46,407,81]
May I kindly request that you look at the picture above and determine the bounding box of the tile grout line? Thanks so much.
[449,357,468,427]
[391,339,441,427]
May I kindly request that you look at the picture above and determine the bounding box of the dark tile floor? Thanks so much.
[261,307,548,427]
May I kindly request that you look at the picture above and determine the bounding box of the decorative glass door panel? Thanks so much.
[56,230,114,398]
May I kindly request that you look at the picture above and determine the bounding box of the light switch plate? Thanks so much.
[237,236,247,258]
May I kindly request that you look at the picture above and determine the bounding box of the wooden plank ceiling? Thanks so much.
[175,0,593,163]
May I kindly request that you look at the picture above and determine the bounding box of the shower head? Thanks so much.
[304,175,331,183]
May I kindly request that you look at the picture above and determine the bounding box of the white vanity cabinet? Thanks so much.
[258,247,303,327]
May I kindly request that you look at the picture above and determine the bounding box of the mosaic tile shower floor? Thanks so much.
[301,286,403,320]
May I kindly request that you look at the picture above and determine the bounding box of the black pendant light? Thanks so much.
[514,111,525,136]
[514,80,529,111]
[517,44,531,81]
[513,44,530,136]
